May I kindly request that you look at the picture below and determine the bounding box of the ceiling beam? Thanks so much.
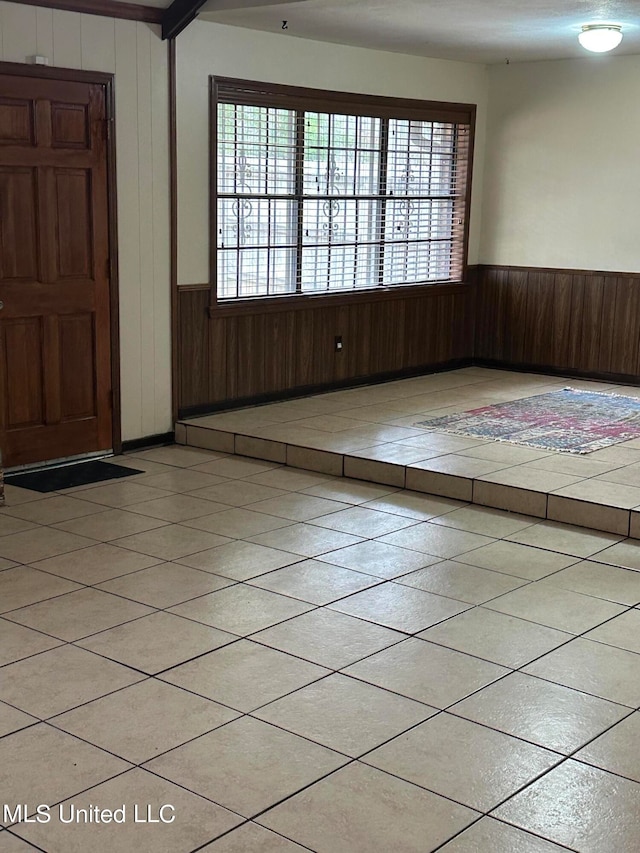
[162,0,208,39]
[8,0,163,24]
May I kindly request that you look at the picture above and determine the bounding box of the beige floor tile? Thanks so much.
[112,525,232,560]
[54,508,169,542]
[547,494,630,536]
[539,560,640,605]
[51,679,239,763]
[301,478,397,504]
[484,583,625,634]
[0,725,130,827]
[399,432,485,452]
[2,495,108,525]
[330,582,469,633]
[254,672,435,756]
[252,608,404,669]
[553,478,640,509]
[311,506,418,537]
[377,523,494,559]
[494,760,640,852]
[361,490,464,520]
[459,444,553,464]
[1,485,46,506]
[429,504,535,537]
[126,493,229,521]
[177,540,302,580]
[365,713,559,812]
[247,467,335,491]
[257,761,478,853]
[170,584,313,636]
[186,425,235,454]
[29,543,162,584]
[135,469,231,493]
[590,540,640,570]
[98,563,234,608]
[523,638,640,707]
[181,507,293,537]
[248,559,379,605]
[506,520,623,558]
[198,822,309,852]
[479,466,583,493]
[344,637,508,708]
[396,560,528,604]
[75,481,175,507]
[0,567,81,613]
[291,414,367,432]
[574,712,640,782]
[16,767,242,853]
[187,480,288,506]
[456,540,578,580]
[0,557,18,570]
[583,609,640,654]
[523,454,620,477]
[343,455,406,488]
[1,644,142,718]
[319,540,440,579]
[597,464,640,487]
[161,639,328,712]
[438,817,576,852]
[419,607,571,668]
[452,671,629,754]
[236,434,287,463]
[0,618,63,666]
[242,492,348,522]
[145,716,347,818]
[410,453,513,479]
[0,515,41,537]
[249,522,363,558]
[347,443,442,465]
[192,457,279,479]
[0,832,39,850]
[405,467,473,502]
[131,446,227,467]
[0,528,96,564]
[5,588,153,641]
[0,702,38,738]
[473,480,547,519]
[77,612,236,675]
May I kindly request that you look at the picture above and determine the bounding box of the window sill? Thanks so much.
[207,280,470,318]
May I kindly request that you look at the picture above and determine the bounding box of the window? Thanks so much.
[212,78,474,302]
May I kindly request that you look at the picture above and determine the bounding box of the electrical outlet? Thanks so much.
[334,336,343,353]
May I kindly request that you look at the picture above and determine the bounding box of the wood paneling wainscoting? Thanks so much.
[475,266,640,383]
[178,284,474,416]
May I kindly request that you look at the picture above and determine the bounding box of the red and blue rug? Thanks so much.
[417,388,640,454]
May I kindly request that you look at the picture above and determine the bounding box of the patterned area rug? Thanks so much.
[416,388,640,454]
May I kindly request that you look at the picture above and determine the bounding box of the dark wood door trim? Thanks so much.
[169,37,179,424]
[0,60,121,456]
[7,0,163,25]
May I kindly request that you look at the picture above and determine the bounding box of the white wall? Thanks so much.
[0,2,171,441]
[176,20,488,285]
[481,54,640,272]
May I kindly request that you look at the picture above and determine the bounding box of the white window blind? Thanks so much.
[213,79,473,301]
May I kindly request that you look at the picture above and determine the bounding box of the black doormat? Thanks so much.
[5,460,143,493]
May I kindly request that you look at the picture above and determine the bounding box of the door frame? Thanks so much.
[0,60,122,458]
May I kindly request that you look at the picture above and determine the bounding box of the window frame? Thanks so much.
[209,76,476,313]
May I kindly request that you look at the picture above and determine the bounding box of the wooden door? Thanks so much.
[0,72,112,468]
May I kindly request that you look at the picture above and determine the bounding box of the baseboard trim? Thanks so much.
[178,358,472,420]
[121,432,175,453]
[473,359,640,387]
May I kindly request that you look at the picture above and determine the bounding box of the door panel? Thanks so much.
[55,168,93,279]
[0,167,39,280]
[0,72,112,467]
[2,318,43,428]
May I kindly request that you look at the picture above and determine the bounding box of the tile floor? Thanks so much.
[1,443,640,851]
[178,367,640,538]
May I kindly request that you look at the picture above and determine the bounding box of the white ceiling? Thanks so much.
[195,0,640,64]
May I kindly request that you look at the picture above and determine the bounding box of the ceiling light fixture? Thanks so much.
[578,23,623,52]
